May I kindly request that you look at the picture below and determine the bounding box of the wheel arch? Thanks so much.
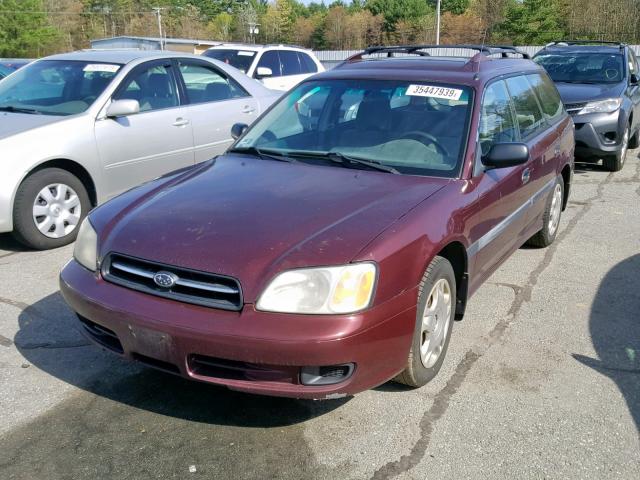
[25,159,98,207]
[435,241,469,321]
[560,163,571,211]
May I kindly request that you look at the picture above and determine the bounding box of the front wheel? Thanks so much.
[526,176,564,248]
[394,256,456,388]
[12,168,90,250]
[604,124,629,172]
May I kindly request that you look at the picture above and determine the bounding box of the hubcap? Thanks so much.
[32,183,81,239]
[548,183,562,236]
[420,278,452,368]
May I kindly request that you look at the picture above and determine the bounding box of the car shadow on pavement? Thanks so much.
[13,292,350,428]
[0,233,30,253]
[573,254,640,434]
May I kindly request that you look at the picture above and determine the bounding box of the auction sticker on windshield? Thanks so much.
[406,84,463,100]
[83,64,120,73]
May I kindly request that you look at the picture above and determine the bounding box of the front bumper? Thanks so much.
[60,259,417,399]
[571,110,624,159]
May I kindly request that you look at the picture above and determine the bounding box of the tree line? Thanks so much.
[1,0,639,58]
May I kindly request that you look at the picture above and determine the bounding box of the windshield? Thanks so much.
[203,49,256,74]
[234,79,472,178]
[0,60,121,115]
[534,53,625,84]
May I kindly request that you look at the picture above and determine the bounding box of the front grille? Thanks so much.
[188,354,299,384]
[132,353,180,374]
[102,253,243,310]
[564,102,587,115]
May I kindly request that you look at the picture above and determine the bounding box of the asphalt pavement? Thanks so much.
[0,150,639,479]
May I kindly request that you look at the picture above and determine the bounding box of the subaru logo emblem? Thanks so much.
[153,271,178,288]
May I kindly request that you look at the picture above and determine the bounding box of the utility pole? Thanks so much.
[152,7,165,50]
[435,0,441,45]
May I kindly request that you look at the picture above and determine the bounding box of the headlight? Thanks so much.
[73,218,98,272]
[256,263,377,314]
[578,98,622,115]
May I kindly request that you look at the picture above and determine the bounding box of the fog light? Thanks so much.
[300,363,355,386]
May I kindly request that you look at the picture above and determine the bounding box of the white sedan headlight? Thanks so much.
[73,217,98,271]
[578,98,622,115]
[256,263,377,314]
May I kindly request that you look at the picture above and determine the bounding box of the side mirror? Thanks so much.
[106,99,140,118]
[231,122,249,140]
[481,143,530,168]
[630,73,639,85]
[255,67,273,79]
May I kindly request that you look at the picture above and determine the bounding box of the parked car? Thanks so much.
[60,45,574,399]
[0,50,280,249]
[203,44,325,91]
[0,58,32,71]
[533,41,640,171]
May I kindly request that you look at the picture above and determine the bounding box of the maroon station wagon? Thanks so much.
[60,45,574,399]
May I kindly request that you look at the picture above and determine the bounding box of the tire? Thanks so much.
[394,256,456,388]
[526,175,564,248]
[604,124,630,172]
[629,128,639,149]
[12,168,91,250]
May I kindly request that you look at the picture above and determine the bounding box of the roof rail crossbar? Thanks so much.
[342,44,530,64]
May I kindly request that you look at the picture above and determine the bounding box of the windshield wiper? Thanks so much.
[0,105,42,115]
[229,146,297,163]
[283,150,400,174]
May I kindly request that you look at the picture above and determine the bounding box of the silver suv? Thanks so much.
[0,50,279,249]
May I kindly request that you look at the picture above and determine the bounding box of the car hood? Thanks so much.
[0,111,68,140]
[95,155,449,302]
[555,81,625,104]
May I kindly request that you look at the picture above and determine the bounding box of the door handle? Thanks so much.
[554,143,561,155]
[522,168,531,184]
[172,118,190,127]
[242,106,255,114]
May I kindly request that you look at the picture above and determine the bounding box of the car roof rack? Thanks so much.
[342,44,531,64]
[264,43,309,50]
[545,40,626,50]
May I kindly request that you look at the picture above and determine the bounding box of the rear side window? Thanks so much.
[479,80,518,156]
[298,53,318,74]
[178,62,248,104]
[527,73,564,124]
[280,51,302,76]
[505,76,546,139]
[256,51,281,77]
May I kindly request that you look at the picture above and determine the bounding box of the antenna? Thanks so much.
[475,29,488,79]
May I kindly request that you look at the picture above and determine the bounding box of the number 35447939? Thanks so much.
[406,84,463,100]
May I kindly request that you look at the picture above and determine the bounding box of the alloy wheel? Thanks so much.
[420,278,452,368]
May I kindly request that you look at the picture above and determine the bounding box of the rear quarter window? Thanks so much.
[505,75,546,139]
